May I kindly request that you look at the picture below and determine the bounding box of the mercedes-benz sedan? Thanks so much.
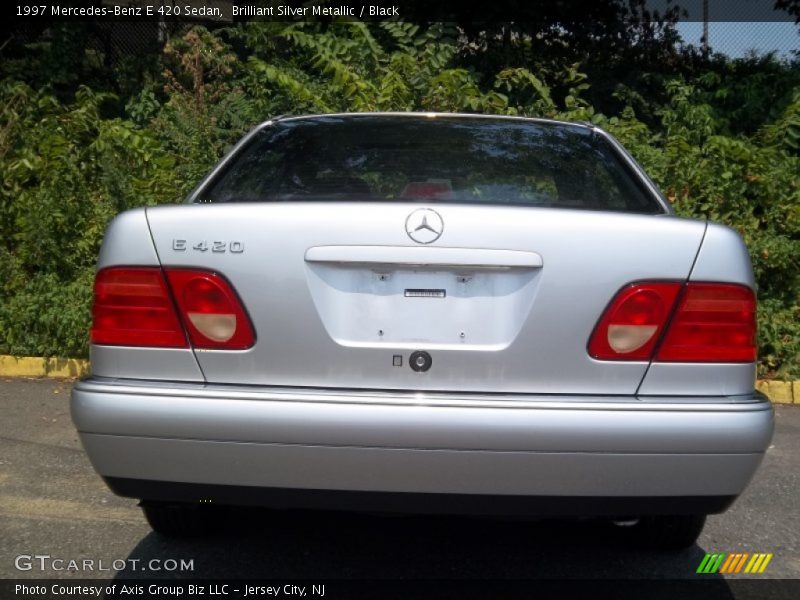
[71,113,773,549]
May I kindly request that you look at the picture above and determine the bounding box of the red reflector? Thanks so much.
[656,283,756,362]
[91,268,187,348]
[401,182,454,199]
[588,282,682,361]
[165,269,255,350]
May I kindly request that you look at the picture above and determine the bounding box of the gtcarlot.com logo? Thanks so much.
[697,552,773,574]
[14,554,194,572]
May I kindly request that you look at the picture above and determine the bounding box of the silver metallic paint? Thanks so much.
[689,221,757,287]
[97,208,159,268]
[80,434,764,497]
[72,380,773,454]
[144,203,706,393]
[89,345,203,382]
[76,114,770,512]
[638,363,757,396]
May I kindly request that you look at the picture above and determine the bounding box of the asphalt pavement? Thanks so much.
[1,378,798,586]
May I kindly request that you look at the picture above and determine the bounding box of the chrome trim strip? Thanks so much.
[304,245,544,269]
[74,378,769,412]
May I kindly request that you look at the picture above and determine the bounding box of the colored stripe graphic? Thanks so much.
[734,553,749,573]
[697,553,726,574]
[720,553,738,573]
[758,554,773,573]
[700,553,774,574]
[745,554,763,573]
[722,553,749,574]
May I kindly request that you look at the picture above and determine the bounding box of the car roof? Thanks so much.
[259,112,597,133]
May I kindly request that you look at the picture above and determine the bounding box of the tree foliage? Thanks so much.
[0,21,798,377]
[0,81,174,355]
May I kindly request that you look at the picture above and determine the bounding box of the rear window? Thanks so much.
[199,116,663,213]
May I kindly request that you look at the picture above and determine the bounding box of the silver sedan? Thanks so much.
[72,113,773,549]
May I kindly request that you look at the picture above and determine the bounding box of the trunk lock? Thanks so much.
[409,351,432,372]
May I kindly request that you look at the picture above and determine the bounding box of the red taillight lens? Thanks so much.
[656,283,756,362]
[91,267,255,350]
[165,269,255,350]
[91,267,188,348]
[589,281,757,363]
[588,282,682,360]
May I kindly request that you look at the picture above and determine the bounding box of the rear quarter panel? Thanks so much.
[638,222,757,396]
[91,208,204,382]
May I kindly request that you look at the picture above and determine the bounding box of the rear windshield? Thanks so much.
[199,116,663,213]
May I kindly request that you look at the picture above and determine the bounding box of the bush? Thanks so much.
[0,81,176,358]
[627,81,799,378]
[0,25,797,378]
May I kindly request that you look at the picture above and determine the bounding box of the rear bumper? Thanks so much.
[71,378,774,516]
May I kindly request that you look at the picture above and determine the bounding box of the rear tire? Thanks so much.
[628,515,707,551]
[141,501,227,538]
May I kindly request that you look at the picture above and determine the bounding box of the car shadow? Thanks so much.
[114,509,731,591]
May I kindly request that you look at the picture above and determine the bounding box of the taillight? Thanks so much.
[588,282,682,360]
[164,269,255,350]
[656,283,756,362]
[91,267,255,350]
[589,281,757,363]
[91,267,188,348]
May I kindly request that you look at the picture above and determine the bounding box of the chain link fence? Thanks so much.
[677,21,800,58]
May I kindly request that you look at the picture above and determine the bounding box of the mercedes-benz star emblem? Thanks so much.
[405,208,444,244]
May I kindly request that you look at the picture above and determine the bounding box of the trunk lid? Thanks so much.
[146,203,705,395]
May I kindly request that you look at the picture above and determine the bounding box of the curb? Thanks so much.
[0,355,797,404]
[0,355,90,378]
[756,380,799,405]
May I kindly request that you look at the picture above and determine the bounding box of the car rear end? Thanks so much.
[71,114,773,546]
